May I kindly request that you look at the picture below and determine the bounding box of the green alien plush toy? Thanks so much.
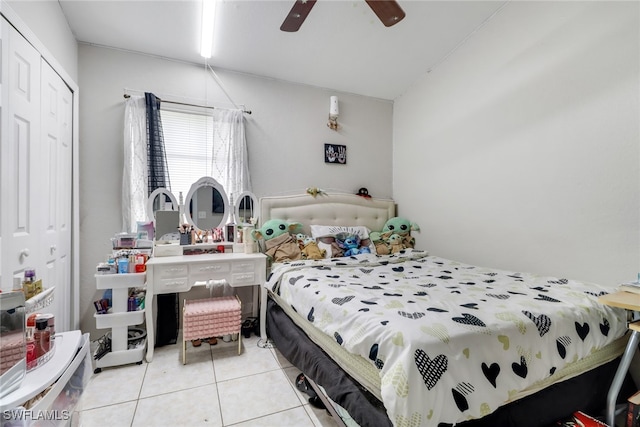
[251,219,302,263]
[370,217,420,254]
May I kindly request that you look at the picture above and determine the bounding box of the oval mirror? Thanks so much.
[147,187,178,221]
[184,176,229,231]
[235,191,258,225]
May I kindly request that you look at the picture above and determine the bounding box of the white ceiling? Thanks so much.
[59,0,505,100]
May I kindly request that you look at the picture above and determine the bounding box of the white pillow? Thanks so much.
[310,225,375,258]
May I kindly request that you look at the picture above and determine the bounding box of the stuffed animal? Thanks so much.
[335,232,371,257]
[371,232,390,255]
[387,233,405,254]
[301,236,326,260]
[295,233,308,249]
[370,217,420,251]
[252,219,302,263]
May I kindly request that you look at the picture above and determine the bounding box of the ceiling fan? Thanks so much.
[280,0,406,32]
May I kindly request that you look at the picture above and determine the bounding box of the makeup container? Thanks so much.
[135,255,146,273]
[34,318,50,358]
[38,313,55,338]
[117,258,129,274]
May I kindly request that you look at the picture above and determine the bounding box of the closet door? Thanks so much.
[1,23,42,289]
[0,18,4,287]
[41,60,73,331]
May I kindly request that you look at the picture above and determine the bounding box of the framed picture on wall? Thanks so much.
[325,144,347,164]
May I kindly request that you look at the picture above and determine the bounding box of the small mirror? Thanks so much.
[235,191,258,225]
[147,188,179,221]
[184,176,228,231]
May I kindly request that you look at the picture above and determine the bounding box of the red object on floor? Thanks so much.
[572,411,609,427]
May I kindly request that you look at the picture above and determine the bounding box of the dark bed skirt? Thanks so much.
[266,298,634,427]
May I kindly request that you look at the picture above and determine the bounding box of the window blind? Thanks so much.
[160,109,214,202]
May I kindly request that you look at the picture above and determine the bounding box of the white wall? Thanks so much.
[5,0,78,82]
[393,1,639,286]
[78,44,393,336]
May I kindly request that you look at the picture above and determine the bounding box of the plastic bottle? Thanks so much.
[22,268,36,298]
[34,318,50,358]
[26,338,36,367]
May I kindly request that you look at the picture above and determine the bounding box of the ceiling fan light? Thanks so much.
[200,0,217,58]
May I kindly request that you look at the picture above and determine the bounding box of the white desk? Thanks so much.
[145,252,267,362]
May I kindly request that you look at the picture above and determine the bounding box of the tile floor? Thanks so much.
[73,335,338,426]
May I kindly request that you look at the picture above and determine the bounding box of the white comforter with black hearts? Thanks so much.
[267,249,627,427]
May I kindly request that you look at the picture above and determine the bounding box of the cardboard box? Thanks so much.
[628,391,640,427]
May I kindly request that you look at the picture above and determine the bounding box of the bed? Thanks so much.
[258,192,631,427]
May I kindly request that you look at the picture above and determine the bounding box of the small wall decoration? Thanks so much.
[325,144,347,164]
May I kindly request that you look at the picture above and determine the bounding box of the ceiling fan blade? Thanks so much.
[280,0,317,32]
[365,0,406,27]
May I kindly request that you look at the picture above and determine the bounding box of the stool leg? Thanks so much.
[238,331,242,355]
[183,339,186,365]
[607,330,640,427]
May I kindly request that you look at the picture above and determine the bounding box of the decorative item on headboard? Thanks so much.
[306,187,326,198]
[355,187,371,198]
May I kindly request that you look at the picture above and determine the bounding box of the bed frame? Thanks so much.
[258,192,632,427]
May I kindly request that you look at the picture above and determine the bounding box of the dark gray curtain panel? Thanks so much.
[145,92,171,195]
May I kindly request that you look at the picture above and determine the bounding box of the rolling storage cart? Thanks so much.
[93,272,146,373]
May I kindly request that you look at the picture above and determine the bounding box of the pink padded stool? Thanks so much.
[182,295,242,364]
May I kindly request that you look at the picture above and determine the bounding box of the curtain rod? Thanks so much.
[123,93,252,115]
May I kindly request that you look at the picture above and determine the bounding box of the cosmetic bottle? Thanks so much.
[22,268,36,298]
[38,313,55,339]
[117,258,129,274]
[26,337,36,367]
[34,318,50,358]
[135,254,146,273]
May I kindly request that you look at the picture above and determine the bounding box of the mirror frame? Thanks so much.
[234,191,258,225]
[184,176,229,231]
[147,187,179,221]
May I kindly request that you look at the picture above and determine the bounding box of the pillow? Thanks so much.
[310,225,375,258]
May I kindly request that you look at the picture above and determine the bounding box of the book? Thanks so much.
[620,281,640,295]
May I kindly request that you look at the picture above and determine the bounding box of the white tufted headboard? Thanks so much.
[258,193,396,235]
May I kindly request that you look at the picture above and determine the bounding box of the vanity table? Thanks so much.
[145,252,266,362]
[144,176,262,362]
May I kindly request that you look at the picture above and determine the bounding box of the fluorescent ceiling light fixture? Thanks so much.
[200,0,217,58]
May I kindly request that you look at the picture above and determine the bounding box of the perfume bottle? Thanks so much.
[34,318,50,358]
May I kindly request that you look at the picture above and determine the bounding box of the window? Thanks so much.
[123,97,248,234]
[160,108,229,202]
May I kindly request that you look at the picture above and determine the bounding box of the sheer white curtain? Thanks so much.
[210,108,251,206]
[122,96,148,233]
